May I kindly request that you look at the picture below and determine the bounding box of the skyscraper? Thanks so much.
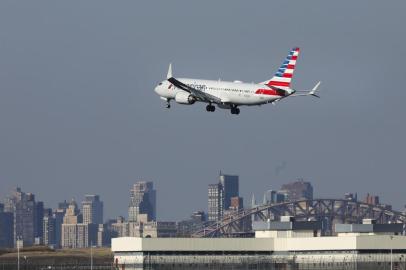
[43,209,56,247]
[230,196,244,210]
[0,203,14,248]
[4,188,36,247]
[58,200,69,210]
[128,181,156,222]
[364,193,380,205]
[53,207,66,248]
[82,195,103,225]
[208,173,240,221]
[34,201,44,242]
[219,174,239,210]
[191,211,206,223]
[263,190,286,204]
[280,179,313,201]
[208,183,223,221]
[111,216,130,237]
[61,199,97,248]
[63,200,82,224]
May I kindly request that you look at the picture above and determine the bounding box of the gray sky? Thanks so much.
[1,1,405,221]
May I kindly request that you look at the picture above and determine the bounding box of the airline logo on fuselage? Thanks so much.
[187,83,206,91]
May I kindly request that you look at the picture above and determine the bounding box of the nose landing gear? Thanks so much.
[165,99,171,109]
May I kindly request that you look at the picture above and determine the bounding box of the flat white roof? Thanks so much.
[112,235,406,253]
[112,237,273,252]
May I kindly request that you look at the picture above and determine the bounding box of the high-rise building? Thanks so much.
[52,200,69,248]
[280,179,313,201]
[0,203,14,248]
[177,211,206,237]
[364,193,379,205]
[111,216,129,237]
[128,181,156,222]
[63,200,82,224]
[58,200,69,211]
[143,221,177,238]
[208,183,223,221]
[110,215,175,239]
[224,196,244,219]
[61,200,96,248]
[53,208,66,248]
[191,211,206,223]
[82,195,103,225]
[61,223,97,248]
[34,201,44,242]
[219,174,239,210]
[43,210,56,247]
[97,224,111,247]
[208,173,240,222]
[4,188,36,247]
[263,190,286,204]
[103,219,117,244]
[230,196,244,210]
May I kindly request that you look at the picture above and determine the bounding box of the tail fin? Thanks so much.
[261,47,300,90]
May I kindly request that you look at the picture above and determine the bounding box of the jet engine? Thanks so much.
[175,92,196,104]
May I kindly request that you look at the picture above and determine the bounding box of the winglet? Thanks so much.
[167,63,172,79]
[309,81,321,98]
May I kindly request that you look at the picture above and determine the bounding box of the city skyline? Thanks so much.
[1,175,403,223]
[1,177,403,248]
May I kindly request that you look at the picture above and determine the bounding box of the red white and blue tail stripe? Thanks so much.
[261,47,300,90]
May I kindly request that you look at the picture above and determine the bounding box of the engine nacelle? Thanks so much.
[175,92,196,105]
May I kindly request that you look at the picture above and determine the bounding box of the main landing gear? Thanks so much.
[230,106,240,115]
[206,104,215,112]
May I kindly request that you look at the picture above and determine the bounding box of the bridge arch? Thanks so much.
[193,199,406,238]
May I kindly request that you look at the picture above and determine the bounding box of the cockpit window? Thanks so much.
[158,82,163,85]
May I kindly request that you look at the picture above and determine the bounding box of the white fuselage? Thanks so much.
[154,78,286,107]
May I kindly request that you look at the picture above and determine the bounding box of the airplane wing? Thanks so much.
[167,77,222,104]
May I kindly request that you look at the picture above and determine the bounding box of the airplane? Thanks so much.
[154,47,321,115]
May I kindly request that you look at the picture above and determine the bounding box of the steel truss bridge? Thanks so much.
[192,198,406,238]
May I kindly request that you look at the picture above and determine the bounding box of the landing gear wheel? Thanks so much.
[166,103,171,109]
[206,105,215,112]
[231,107,240,115]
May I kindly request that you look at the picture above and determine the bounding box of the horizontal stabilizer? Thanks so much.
[290,81,321,98]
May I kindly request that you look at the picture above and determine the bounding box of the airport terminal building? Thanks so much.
[112,217,406,269]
